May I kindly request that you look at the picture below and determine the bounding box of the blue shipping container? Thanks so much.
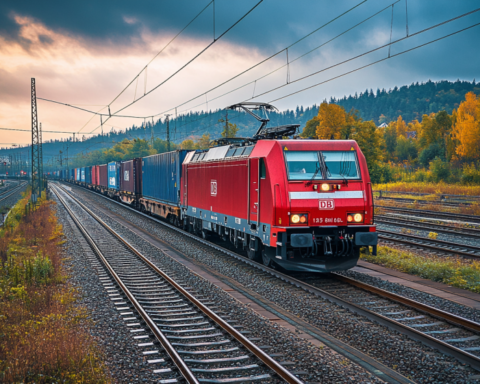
[108,161,120,190]
[69,169,74,180]
[85,166,92,184]
[81,167,85,182]
[76,168,81,181]
[142,150,188,205]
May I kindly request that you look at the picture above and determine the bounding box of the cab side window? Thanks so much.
[260,158,266,179]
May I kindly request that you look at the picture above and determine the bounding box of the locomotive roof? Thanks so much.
[183,139,360,164]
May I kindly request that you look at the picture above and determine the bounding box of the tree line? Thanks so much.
[302,91,480,184]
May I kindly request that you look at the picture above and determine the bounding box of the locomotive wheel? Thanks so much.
[246,242,262,263]
[201,230,210,240]
[262,247,271,267]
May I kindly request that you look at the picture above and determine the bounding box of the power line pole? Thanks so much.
[65,144,69,170]
[39,122,44,190]
[165,114,171,151]
[151,119,155,147]
[31,78,41,201]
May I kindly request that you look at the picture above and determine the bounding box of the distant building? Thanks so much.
[406,131,417,139]
[377,123,388,128]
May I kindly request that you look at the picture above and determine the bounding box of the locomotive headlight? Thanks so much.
[321,183,330,191]
[291,214,301,224]
[354,213,363,223]
[299,214,308,224]
[347,214,353,223]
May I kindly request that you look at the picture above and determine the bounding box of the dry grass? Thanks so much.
[375,197,480,216]
[0,190,110,383]
[374,181,480,196]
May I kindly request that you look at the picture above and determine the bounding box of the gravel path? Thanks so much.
[67,184,480,383]
[53,188,385,383]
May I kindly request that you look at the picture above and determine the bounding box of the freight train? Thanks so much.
[50,102,377,272]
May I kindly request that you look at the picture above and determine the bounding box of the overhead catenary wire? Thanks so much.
[147,0,370,119]
[33,4,479,144]
[175,18,480,140]
[245,8,480,102]
[108,0,215,107]
[169,0,401,117]
[89,0,264,134]
[162,2,477,120]
[37,0,366,125]
[267,21,480,104]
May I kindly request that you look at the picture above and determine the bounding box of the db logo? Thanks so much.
[211,180,217,196]
[319,199,334,210]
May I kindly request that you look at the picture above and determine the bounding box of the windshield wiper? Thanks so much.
[306,152,328,186]
[305,165,320,186]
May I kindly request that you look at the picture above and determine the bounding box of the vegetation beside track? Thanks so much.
[361,246,480,294]
[0,189,109,383]
[374,195,480,216]
[374,181,480,196]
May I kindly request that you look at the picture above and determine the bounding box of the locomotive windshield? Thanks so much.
[285,151,360,180]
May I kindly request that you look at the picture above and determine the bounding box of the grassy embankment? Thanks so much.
[361,247,480,294]
[0,190,109,383]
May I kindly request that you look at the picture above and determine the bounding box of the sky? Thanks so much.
[0,0,479,148]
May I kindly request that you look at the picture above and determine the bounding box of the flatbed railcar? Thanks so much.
[55,102,377,272]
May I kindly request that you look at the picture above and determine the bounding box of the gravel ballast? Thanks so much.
[64,183,480,383]
[53,187,385,383]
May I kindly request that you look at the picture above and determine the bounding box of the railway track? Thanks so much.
[55,182,480,373]
[51,184,302,384]
[375,215,480,239]
[376,196,473,207]
[0,181,27,203]
[377,205,480,224]
[377,229,480,259]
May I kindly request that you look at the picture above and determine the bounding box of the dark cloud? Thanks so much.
[1,0,479,63]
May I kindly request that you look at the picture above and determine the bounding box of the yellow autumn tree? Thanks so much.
[452,92,480,160]
[196,134,211,149]
[316,102,346,139]
[395,115,407,138]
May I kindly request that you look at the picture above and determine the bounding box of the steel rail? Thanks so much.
[377,206,480,224]
[375,215,480,239]
[333,274,480,333]
[378,229,480,259]
[52,184,303,384]
[56,181,480,372]
[51,185,200,384]
[376,196,472,207]
[0,182,28,202]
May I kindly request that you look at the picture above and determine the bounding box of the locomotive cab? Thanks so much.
[255,139,377,272]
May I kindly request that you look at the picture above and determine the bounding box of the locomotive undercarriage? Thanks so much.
[269,227,377,272]
[184,214,376,272]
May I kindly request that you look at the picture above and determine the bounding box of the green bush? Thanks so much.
[461,163,480,184]
[419,143,445,166]
[369,162,394,183]
[429,157,450,182]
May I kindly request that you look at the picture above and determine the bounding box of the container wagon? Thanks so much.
[85,166,92,185]
[98,164,108,193]
[140,150,188,223]
[119,158,142,206]
[92,165,99,186]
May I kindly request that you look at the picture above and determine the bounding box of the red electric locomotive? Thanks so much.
[181,103,377,272]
